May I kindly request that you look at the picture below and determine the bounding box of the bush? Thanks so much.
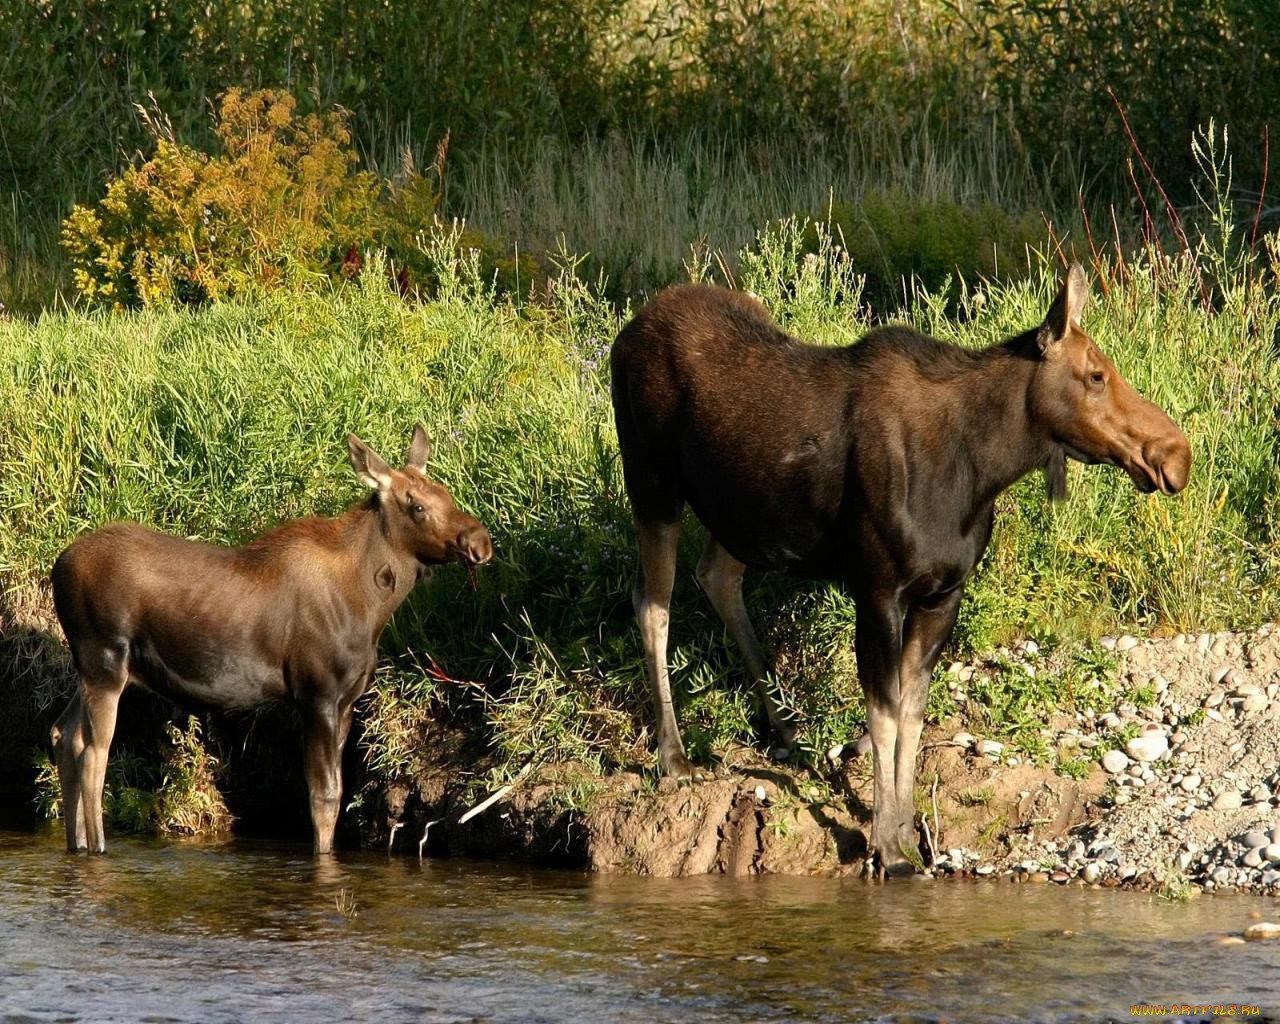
[62,89,537,308]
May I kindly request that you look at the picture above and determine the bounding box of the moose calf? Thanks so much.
[50,425,491,855]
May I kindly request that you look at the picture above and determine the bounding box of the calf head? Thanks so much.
[1027,264,1191,498]
[347,425,493,570]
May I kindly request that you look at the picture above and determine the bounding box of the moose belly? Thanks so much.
[682,453,846,577]
[129,629,288,711]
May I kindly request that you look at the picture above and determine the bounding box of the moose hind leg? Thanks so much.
[696,538,795,753]
[634,519,704,780]
[79,668,128,855]
[51,693,87,852]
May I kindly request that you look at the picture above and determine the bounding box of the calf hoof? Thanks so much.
[867,850,916,880]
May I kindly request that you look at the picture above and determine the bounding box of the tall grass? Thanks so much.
[452,122,1054,298]
[2,224,1277,794]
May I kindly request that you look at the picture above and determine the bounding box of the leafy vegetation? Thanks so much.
[5,2,1277,313]
[4,214,1279,814]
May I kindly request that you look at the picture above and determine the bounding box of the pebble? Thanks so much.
[1242,692,1268,713]
[1243,848,1264,868]
[1212,665,1235,686]
[1243,922,1280,941]
[1100,636,1117,651]
[1231,680,1261,697]
[1263,869,1280,886]
[1243,832,1270,849]
[1205,688,1226,708]
[1179,774,1201,793]
[753,785,768,802]
[1214,791,1243,811]
[1083,863,1101,884]
[977,739,1003,758]
[1264,844,1280,863]
[1116,635,1139,652]
[951,731,974,749]
[1126,730,1169,763]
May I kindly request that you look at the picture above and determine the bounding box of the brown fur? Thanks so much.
[49,426,492,855]
[610,267,1191,874]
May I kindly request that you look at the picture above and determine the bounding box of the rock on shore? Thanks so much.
[383,623,1280,891]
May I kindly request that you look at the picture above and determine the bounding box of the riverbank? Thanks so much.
[384,624,1280,896]
[2,249,1279,889]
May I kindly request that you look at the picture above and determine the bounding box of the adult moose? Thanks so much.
[50,425,492,856]
[610,266,1190,874]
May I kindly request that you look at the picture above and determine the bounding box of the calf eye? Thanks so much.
[1088,371,1105,388]
[410,502,426,519]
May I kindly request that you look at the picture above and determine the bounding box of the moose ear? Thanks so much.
[1037,263,1089,354]
[347,433,394,491]
[1043,446,1068,502]
[405,423,432,472]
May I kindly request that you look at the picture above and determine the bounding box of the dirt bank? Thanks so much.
[384,624,1280,893]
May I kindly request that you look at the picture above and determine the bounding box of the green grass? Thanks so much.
[2,222,1279,799]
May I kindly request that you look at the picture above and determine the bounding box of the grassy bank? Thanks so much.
[2,223,1278,832]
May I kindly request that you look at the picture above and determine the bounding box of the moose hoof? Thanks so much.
[867,839,917,880]
[662,752,710,783]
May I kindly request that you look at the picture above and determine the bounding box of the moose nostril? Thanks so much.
[1148,437,1191,494]
[459,526,493,564]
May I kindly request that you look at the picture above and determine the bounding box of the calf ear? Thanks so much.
[1043,446,1068,502]
[347,433,394,490]
[1037,263,1089,354]
[406,423,432,472]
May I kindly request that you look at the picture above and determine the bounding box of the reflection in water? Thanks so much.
[2,829,1278,1023]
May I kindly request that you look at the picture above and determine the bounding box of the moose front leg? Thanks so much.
[895,590,964,862]
[854,595,908,876]
[303,700,347,855]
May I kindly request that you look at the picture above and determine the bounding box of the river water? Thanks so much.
[1,829,1278,1023]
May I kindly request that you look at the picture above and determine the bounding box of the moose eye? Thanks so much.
[409,502,426,520]
[1088,371,1105,388]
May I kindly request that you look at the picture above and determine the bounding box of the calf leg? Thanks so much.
[854,594,908,876]
[696,538,795,753]
[51,693,87,852]
[79,673,127,854]
[634,519,703,780]
[894,591,963,859]
[304,700,348,855]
